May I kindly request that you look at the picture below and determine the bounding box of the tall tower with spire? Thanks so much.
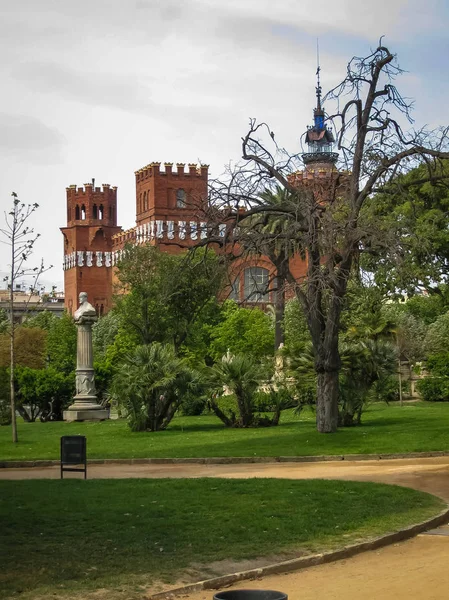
[302,62,339,170]
[289,57,348,202]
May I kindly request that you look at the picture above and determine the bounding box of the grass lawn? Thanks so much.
[1,402,449,461]
[0,478,444,600]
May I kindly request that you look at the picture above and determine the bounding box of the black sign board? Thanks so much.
[60,436,87,479]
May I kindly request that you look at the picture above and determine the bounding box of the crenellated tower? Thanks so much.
[61,181,122,316]
[135,161,208,223]
[112,162,209,254]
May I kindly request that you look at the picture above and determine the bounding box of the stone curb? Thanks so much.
[147,506,449,599]
[1,450,449,469]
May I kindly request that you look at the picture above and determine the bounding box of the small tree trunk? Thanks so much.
[398,357,403,406]
[238,390,253,427]
[271,405,281,426]
[17,406,31,423]
[316,371,339,433]
[9,283,18,443]
[209,397,235,427]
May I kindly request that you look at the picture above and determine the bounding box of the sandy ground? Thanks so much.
[2,457,449,600]
[185,534,449,600]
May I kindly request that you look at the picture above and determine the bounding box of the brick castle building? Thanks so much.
[61,86,341,316]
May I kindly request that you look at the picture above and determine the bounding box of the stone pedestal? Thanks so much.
[64,302,109,422]
[64,407,109,422]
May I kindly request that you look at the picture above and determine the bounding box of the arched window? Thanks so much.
[99,204,104,220]
[139,193,143,212]
[75,205,80,220]
[176,188,186,208]
[93,204,98,219]
[67,206,71,221]
[81,204,86,220]
[100,304,104,316]
[244,267,269,302]
[143,191,147,211]
[109,206,112,219]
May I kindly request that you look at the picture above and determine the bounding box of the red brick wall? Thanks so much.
[135,162,208,224]
[61,184,121,314]
[63,160,344,313]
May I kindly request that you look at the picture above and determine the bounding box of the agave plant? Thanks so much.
[110,343,202,431]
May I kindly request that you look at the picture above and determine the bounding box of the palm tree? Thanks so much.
[208,352,264,427]
[288,338,397,426]
[111,343,202,431]
[339,339,398,425]
[240,185,302,349]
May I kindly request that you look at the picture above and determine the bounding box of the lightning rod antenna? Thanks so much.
[316,38,322,111]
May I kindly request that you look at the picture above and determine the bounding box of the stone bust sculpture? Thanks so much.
[74,292,97,322]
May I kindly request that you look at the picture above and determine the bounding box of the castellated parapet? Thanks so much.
[135,162,209,225]
[66,182,118,227]
[288,166,351,204]
[134,162,208,181]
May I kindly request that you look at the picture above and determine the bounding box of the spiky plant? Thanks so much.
[111,343,202,431]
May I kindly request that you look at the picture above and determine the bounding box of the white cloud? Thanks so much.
[0,0,448,285]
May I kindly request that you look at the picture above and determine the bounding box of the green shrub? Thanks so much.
[416,352,449,402]
[209,302,274,361]
[370,374,401,403]
[214,393,239,419]
[0,367,10,425]
[426,353,449,377]
[253,390,276,412]
[180,394,207,416]
[416,377,449,402]
[295,383,316,413]
[15,366,74,422]
[253,388,297,412]
[0,400,10,426]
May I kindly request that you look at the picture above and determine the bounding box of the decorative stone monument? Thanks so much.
[63,292,109,421]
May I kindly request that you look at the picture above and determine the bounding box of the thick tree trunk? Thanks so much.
[316,371,339,433]
[274,278,285,350]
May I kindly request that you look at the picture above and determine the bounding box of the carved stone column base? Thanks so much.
[63,408,110,422]
[68,395,103,411]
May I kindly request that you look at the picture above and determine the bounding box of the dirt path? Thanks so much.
[2,456,449,500]
[3,457,449,599]
[184,533,449,600]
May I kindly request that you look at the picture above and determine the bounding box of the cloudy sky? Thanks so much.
[1,0,448,290]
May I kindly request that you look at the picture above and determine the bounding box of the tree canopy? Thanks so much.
[114,246,224,353]
[209,301,274,361]
[362,161,449,295]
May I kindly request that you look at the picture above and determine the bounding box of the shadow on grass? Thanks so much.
[168,416,305,433]
[360,417,409,428]
[167,422,226,433]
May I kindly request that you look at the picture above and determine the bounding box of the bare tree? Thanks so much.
[202,44,449,433]
[0,193,49,442]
